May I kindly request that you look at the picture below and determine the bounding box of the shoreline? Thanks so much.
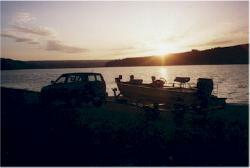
[1,63,249,71]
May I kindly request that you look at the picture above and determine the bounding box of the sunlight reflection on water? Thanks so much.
[159,67,168,77]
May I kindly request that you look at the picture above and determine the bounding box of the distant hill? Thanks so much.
[27,60,109,69]
[106,44,249,67]
[0,58,36,70]
[1,59,109,70]
[1,44,249,70]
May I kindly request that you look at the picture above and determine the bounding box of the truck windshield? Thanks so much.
[55,76,66,84]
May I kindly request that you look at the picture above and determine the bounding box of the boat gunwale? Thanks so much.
[117,81,197,93]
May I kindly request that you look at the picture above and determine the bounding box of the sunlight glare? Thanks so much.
[153,43,179,57]
[155,44,170,56]
[160,67,167,77]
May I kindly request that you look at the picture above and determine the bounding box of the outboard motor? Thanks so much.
[197,78,213,106]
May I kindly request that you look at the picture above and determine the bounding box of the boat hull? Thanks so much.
[117,82,201,106]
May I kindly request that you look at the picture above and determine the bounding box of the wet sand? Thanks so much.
[1,87,248,166]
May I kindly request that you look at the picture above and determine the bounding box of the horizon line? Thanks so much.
[1,43,248,62]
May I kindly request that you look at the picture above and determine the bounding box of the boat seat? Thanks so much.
[174,77,190,83]
[129,79,143,85]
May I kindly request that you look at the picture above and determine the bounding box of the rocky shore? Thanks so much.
[1,87,248,166]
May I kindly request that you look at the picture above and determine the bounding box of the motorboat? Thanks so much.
[114,75,226,108]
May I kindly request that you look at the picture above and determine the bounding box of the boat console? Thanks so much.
[174,77,190,83]
[115,75,143,85]
[129,75,143,85]
[173,77,191,88]
[151,76,166,88]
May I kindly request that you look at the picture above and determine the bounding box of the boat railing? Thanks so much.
[165,82,197,88]
[116,75,200,89]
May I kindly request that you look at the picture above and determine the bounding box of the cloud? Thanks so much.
[108,46,135,51]
[1,33,33,43]
[28,41,40,45]
[11,12,55,37]
[109,47,155,56]
[4,12,86,54]
[189,39,233,48]
[202,39,233,46]
[46,40,88,53]
[11,25,54,36]
[14,12,36,24]
[105,46,141,56]
[165,34,185,43]
[1,32,86,53]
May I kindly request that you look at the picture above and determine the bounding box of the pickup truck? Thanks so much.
[40,72,107,106]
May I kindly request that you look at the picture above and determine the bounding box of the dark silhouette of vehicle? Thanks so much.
[40,73,107,106]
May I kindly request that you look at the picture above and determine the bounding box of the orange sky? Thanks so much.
[1,1,249,60]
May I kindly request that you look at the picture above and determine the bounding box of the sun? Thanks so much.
[155,44,170,56]
[142,43,180,57]
[153,43,180,57]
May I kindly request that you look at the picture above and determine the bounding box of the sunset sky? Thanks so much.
[1,1,249,60]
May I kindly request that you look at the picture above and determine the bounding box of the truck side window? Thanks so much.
[96,75,102,81]
[68,75,76,83]
[88,75,96,81]
[75,75,82,82]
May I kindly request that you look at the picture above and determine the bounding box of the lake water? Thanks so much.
[1,65,249,104]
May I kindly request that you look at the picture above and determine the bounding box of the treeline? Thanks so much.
[0,59,109,70]
[1,58,36,70]
[106,44,249,67]
[28,60,109,69]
